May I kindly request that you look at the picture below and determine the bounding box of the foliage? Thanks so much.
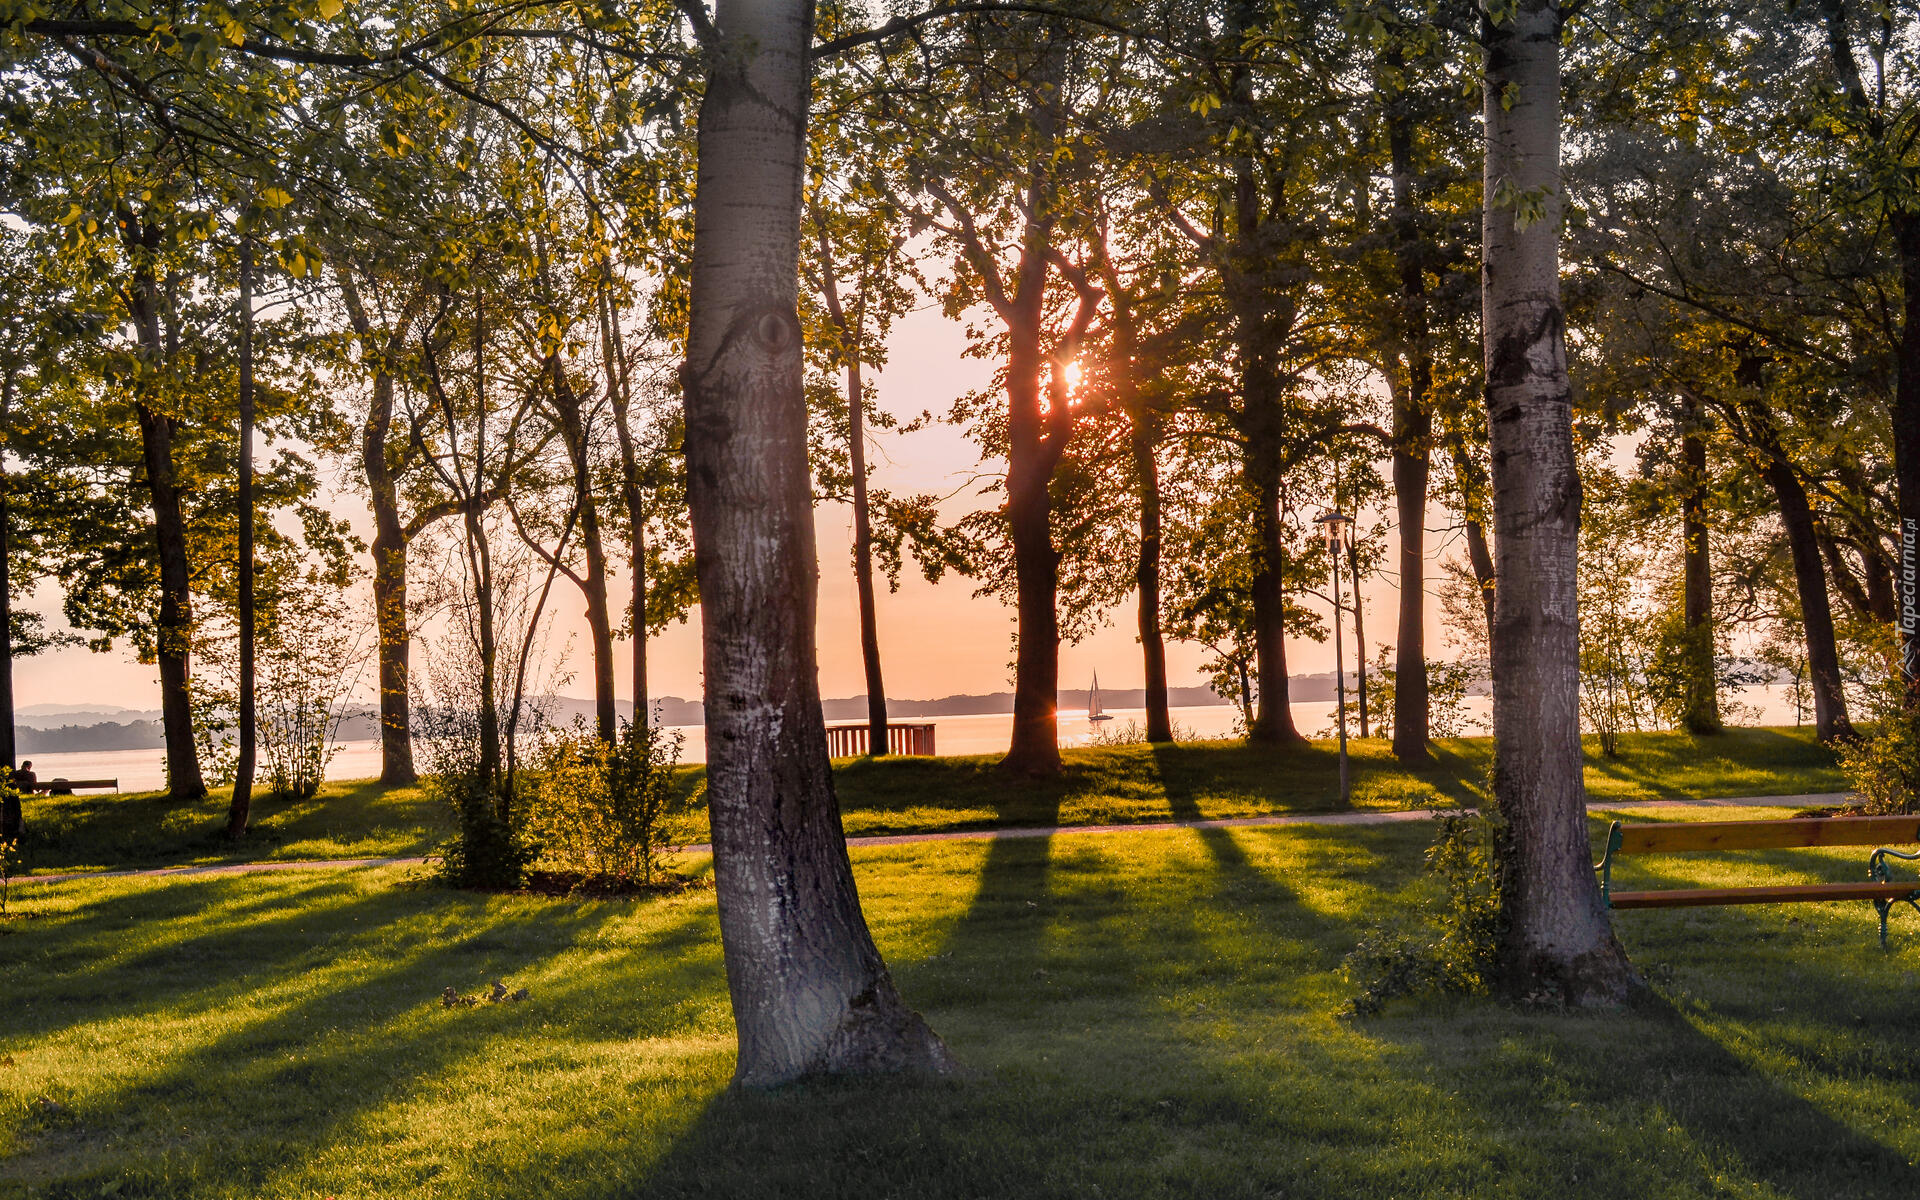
[416,680,536,892]
[1342,809,1508,1017]
[193,570,370,801]
[1363,646,1480,740]
[524,719,685,888]
[1837,711,1920,816]
[1579,468,1658,755]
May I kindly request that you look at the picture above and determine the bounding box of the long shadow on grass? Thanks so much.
[1361,991,1920,1199]
[4,878,726,1198]
[611,776,1398,1199]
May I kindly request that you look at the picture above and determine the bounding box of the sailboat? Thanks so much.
[1087,671,1112,723]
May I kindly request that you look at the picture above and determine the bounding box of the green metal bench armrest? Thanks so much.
[1868,847,1920,950]
[1595,821,1624,905]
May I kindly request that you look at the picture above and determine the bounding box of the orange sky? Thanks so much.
[15,302,1468,710]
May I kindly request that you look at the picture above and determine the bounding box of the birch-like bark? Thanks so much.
[681,0,953,1085]
[1482,0,1636,1003]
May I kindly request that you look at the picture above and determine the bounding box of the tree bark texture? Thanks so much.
[814,241,889,754]
[1761,455,1855,742]
[228,240,257,838]
[1389,107,1435,761]
[847,358,889,754]
[547,354,618,742]
[1481,0,1637,1004]
[600,287,651,724]
[126,256,206,803]
[342,275,421,785]
[1679,407,1721,733]
[681,0,953,1086]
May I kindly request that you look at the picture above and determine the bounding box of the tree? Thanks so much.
[901,18,1112,775]
[1479,0,1637,1003]
[678,0,953,1084]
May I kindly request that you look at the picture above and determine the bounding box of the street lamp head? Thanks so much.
[1314,510,1352,551]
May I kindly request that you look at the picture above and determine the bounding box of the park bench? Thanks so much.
[1596,815,1920,948]
[35,778,119,795]
[823,722,937,757]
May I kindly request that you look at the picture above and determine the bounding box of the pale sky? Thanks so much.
[15,301,1466,710]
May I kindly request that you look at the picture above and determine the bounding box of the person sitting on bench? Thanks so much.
[2,760,31,841]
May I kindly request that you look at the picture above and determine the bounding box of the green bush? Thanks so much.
[524,719,684,888]
[432,770,537,890]
[1838,708,1920,815]
[1343,809,1507,1016]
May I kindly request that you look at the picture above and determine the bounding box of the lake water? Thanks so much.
[17,685,1820,794]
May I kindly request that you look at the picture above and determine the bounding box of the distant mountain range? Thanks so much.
[10,672,1446,754]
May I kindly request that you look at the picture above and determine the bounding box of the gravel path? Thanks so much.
[11,792,1850,889]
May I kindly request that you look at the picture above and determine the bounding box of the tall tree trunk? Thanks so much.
[0,363,18,842]
[341,275,419,785]
[600,287,651,724]
[998,74,1072,778]
[847,357,888,754]
[470,292,502,788]
[1004,326,1065,774]
[680,0,953,1086]
[1245,455,1301,744]
[1103,282,1172,744]
[1134,417,1172,743]
[227,241,257,837]
[1761,456,1855,742]
[127,261,205,802]
[1448,431,1499,637]
[548,355,617,742]
[814,237,889,755]
[1481,0,1636,1004]
[1679,404,1721,733]
[1385,50,1436,762]
[1349,536,1371,738]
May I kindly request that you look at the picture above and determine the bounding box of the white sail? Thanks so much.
[1088,670,1112,722]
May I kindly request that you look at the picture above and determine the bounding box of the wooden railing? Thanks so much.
[823,722,937,758]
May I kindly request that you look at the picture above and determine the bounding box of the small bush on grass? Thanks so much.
[1342,809,1507,1016]
[1838,709,1920,815]
[432,769,537,890]
[524,719,684,890]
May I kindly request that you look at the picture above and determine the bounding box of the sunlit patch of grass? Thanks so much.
[13,727,1842,878]
[4,812,1918,1198]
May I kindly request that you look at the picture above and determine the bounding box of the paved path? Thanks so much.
[12,792,1852,889]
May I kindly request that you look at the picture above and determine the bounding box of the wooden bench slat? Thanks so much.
[1612,881,1920,909]
[1616,816,1920,855]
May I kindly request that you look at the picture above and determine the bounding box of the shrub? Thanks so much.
[417,692,537,891]
[524,719,684,888]
[1343,809,1508,1016]
[433,769,537,890]
[1838,708,1920,815]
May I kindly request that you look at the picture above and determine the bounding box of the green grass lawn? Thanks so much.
[9,726,1844,877]
[3,808,1917,1198]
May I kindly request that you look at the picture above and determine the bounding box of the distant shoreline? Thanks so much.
[10,671,1425,754]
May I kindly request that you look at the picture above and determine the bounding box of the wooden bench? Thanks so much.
[1596,815,1920,948]
[823,723,936,757]
[35,778,119,795]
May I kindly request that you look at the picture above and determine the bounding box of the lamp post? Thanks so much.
[1316,511,1353,806]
